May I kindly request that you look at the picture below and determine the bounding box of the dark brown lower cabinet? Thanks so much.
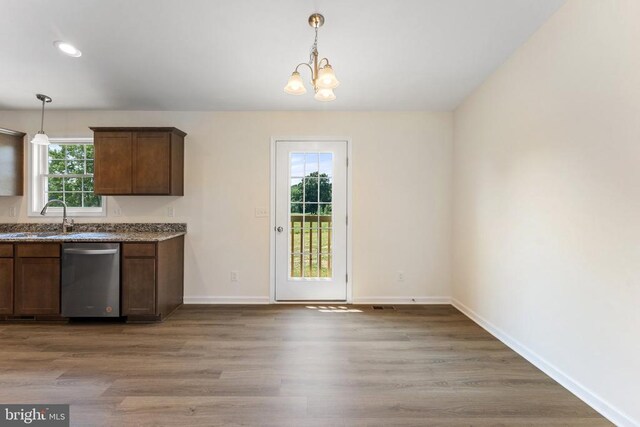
[14,244,61,316]
[0,238,182,322]
[0,257,13,315]
[122,236,184,321]
[122,257,156,316]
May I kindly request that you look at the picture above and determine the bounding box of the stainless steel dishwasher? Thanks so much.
[61,243,120,317]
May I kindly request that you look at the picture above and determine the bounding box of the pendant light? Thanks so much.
[31,94,52,145]
[284,13,340,101]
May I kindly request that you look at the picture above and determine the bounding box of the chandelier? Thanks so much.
[284,13,340,102]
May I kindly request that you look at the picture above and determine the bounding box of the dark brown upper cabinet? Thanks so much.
[0,128,25,196]
[91,127,186,196]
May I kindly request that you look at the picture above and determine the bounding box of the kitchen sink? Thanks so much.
[0,232,61,238]
[63,232,114,238]
[0,231,120,239]
[0,233,25,238]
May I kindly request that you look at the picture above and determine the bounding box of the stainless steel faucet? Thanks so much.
[40,199,74,233]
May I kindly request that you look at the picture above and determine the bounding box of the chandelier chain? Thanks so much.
[309,26,319,65]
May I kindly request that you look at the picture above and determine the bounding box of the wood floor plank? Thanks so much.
[0,305,611,426]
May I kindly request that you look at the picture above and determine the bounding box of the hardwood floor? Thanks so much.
[0,305,610,426]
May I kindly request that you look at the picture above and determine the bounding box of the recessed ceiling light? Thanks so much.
[53,41,82,58]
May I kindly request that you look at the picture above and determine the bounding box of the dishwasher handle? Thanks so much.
[63,248,119,255]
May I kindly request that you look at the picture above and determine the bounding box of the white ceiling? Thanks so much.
[0,0,565,111]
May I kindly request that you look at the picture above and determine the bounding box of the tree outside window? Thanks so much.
[45,143,101,208]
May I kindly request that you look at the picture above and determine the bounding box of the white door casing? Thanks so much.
[271,138,350,302]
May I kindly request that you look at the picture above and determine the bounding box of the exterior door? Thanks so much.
[275,140,348,301]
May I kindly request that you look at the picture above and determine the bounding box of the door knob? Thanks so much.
[276,226,284,233]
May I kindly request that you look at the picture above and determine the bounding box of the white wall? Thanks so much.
[0,111,453,303]
[452,1,639,425]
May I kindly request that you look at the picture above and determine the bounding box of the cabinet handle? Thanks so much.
[63,249,119,255]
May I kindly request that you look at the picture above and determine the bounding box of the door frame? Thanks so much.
[269,136,353,304]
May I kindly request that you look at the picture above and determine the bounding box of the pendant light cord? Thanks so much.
[39,98,45,133]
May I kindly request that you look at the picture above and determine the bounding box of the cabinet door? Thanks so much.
[0,258,13,314]
[14,258,60,315]
[94,132,133,194]
[0,130,24,196]
[133,132,171,194]
[122,257,156,315]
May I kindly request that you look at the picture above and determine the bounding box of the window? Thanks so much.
[30,138,106,216]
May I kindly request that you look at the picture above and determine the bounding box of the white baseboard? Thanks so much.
[183,296,270,304]
[452,298,636,427]
[184,296,451,305]
[352,296,451,305]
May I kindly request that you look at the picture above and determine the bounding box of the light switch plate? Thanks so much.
[255,207,268,218]
[167,207,175,218]
[8,207,17,217]
[112,208,122,217]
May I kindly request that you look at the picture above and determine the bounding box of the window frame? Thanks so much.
[29,137,107,217]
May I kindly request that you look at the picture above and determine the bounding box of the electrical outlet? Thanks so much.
[8,207,17,217]
[112,208,122,217]
[397,271,405,282]
[255,207,268,218]
[230,271,239,282]
[167,206,175,218]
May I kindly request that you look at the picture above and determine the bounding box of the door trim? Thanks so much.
[270,136,353,304]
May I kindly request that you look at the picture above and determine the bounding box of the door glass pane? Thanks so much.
[304,203,319,216]
[303,228,319,253]
[291,178,303,203]
[304,153,319,175]
[319,178,332,202]
[304,177,318,202]
[291,226,303,258]
[304,253,319,277]
[291,154,305,177]
[320,254,332,277]
[291,254,302,278]
[319,227,331,253]
[289,152,333,279]
[319,204,332,215]
[319,153,332,177]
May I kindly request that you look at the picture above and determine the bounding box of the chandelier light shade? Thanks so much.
[284,13,340,101]
[314,88,336,102]
[284,71,307,95]
[31,94,52,145]
[317,65,339,89]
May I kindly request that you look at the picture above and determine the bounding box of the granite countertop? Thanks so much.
[0,223,186,243]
